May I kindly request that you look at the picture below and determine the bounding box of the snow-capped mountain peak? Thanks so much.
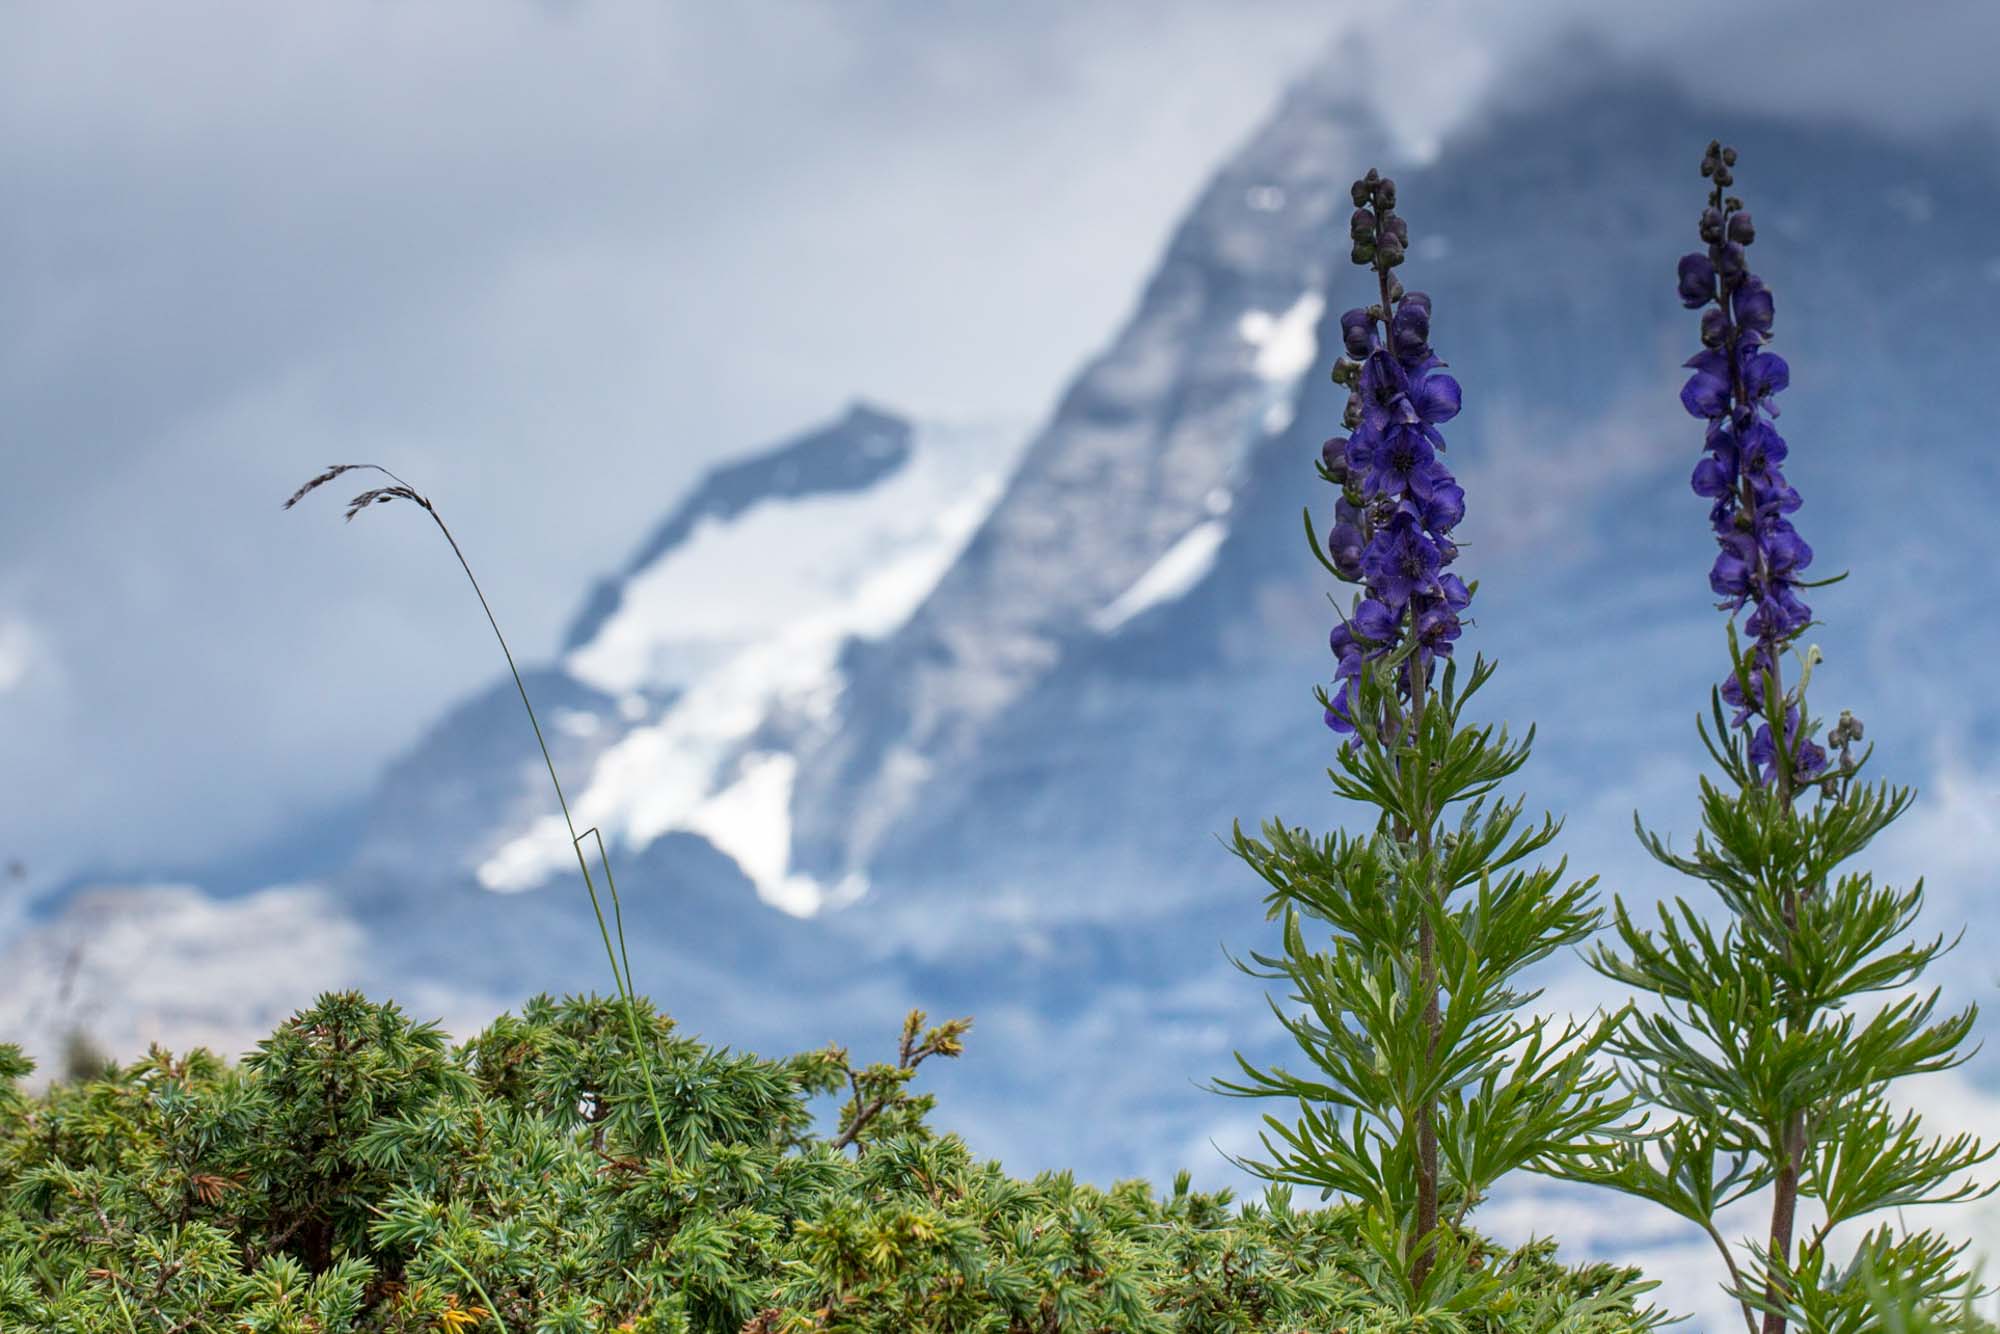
[476,408,1027,912]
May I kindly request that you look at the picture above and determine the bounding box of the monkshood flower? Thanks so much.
[1676,141,1827,788]
[1317,168,1468,740]
[1562,142,1989,1334]
[1243,166,1637,1310]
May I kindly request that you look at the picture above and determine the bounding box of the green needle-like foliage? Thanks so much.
[0,992,1659,1331]
[1214,650,1651,1320]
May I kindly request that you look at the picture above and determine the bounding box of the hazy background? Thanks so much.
[6,0,1996,891]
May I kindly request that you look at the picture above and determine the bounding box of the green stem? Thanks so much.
[418,501,675,1171]
[312,465,674,1170]
[442,1250,514,1334]
[1374,251,1443,1294]
[1714,170,1806,1330]
[108,1274,139,1334]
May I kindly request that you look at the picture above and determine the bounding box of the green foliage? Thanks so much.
[0,993,1655,1331]
[1215,652,1649,1319]
[1860,1248,1997,1334]
[1559,643,1994,1332]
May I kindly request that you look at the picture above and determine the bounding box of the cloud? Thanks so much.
[0,618,40,693]
[1333,0,2000,161]
[0,881,366,1079]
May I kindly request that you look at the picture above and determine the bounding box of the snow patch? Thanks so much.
[565,428,1006,697]
[680,751,815,917]
[1236,291,1324,383]
[1090,520,1229,634]
[478,424,1023,907]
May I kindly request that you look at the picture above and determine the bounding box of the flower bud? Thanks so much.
[1339,308,1376,359]
[1714,166,1733,187]
[1721,146,1737,166]
[1727,211,1755,244]
[1716,241,1746,278]
[1677,253,1718,308]
[1376,177,1397,209]
[1326,522,1364,580]
[1378,241,1405,268]
[1349,208,1377,241]
[1343,396,1363,430]
[1391,293,1432,361]
[1700,307,1729,347]
[1700,207,1725,244]
[1379,214,1408,247]
[1351,241,1376,266]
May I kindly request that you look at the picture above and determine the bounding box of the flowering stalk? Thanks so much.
[1321,167,1470,1286]
[1216,169,1642,1318]
[1561,143,1993,1334]
[1676,140,1824,799]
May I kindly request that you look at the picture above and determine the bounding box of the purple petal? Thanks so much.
[1691,456,1733,497]
[1734,278,1774,336]
[1681,371,1730,419]
[1354,597,1398,643]
[1677,252,1717,308]
[1416,371,1461,425]
[1340,308,1377,360]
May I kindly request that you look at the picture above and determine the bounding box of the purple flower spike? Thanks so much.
[1319,172,1471,732]
[1674,143,1823,789]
